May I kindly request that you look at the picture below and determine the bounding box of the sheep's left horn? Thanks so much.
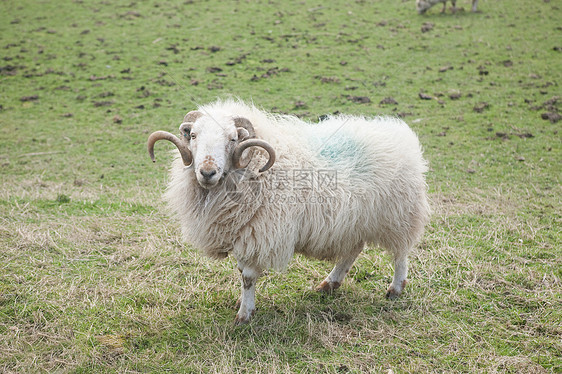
[147,131,193,166]
[234,117,256,139]
[232,139,276,173]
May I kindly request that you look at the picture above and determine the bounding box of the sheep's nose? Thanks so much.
[200,168,217,180]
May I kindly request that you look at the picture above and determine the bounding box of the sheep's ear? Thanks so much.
[237,128,250,141]
[179,122,193,139]
[179,111,203,140]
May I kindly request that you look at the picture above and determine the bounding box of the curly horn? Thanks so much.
[233,117,256,139]
[232,139,276,173]
[147,131,193,166]
[184,110,203,123]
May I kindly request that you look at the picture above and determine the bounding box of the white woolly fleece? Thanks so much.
[164,100,430,271]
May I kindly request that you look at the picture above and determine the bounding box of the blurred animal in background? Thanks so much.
[416,0,479,14]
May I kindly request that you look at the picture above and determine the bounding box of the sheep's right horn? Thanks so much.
[184,110,203,124]
[232,139,276,173]
[147,131,193,166]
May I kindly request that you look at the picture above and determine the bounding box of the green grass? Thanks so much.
[1,0,560,372]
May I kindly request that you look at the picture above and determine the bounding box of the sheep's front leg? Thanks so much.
[316,243,364,293]
[471,0,478,12]
[234,263,260,324]
[441,1,447,13]
[386,254,408,299]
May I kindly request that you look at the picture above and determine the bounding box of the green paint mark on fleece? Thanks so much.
[318,136,361,162]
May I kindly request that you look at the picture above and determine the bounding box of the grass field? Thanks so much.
[1,0,560,372]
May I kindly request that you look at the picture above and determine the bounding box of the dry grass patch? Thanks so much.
[1,186,560,371]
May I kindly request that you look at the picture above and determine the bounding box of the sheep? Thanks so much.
[416,0,478,14]
[148,100,430,324]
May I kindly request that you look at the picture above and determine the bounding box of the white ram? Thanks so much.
[416,0,479,14]
[148,100,430,323]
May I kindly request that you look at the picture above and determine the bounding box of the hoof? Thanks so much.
[234,314,250,325]
[386,280,407,300]
[385,287,401,300]
[234,309,255,325]
[315,280,341,293]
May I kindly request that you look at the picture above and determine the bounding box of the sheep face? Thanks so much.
[183,116,248,189]
[148,112,276,190]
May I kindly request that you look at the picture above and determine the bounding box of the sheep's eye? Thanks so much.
[190,134,197,140]
[231,138,237,142]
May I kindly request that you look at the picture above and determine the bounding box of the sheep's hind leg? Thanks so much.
[316,243,364,293]
[451,0,457,13]
[386,254,409,300]
[234,263,260,324]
